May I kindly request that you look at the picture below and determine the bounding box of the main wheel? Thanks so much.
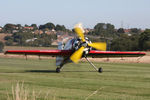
[56,68,60,73]
[98,67,103,73]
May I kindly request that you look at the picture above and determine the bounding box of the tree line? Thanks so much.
[88,23,150,51]
[1,23,68,33]
[0,22,150,52]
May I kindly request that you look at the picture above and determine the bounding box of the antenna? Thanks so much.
[127,24,130,29]
[121,20,124,28]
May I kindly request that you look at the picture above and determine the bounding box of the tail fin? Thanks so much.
[56,42,64,66]
[57,42,64,50]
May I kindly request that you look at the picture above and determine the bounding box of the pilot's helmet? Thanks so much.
[85,37,92,44]
[85,37,89,41]
[77,38,81,41]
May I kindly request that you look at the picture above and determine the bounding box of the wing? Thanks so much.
[5,50,146,58]
[5,50,73,56]
[88,50,146,58]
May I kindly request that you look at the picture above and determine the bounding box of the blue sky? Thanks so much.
[0,0,150,29]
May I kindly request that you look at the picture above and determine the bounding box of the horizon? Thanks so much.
[0,0,150,29]
[0,22,147,30]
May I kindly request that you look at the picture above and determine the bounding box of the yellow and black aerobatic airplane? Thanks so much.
[5,23,146,73]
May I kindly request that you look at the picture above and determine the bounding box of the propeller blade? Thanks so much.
[88,42,107,51]
[74,23,85,42]
[70,46,85,63]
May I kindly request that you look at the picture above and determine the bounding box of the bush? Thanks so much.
[0,41,4,52]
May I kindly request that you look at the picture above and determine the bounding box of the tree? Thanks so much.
[32,34,54,47]
[55,24,66,31]
[5,39,13,46]
[24,24,29,27]
[12,32,34,46]
[4,36,12,40]
[39,22,55,30]
[16,24,21,28]
[129,34,139,51]
[39,25,44,30]
[93,23,115,37]
[45,22,55,30]
[106,23,115,34]
[0,41,4,52]
[143,41,150,50]
[3,24,16,33]
[110,34,139,51]
[117,28,125,33]
[94,23,106,36]
[130,28,141,34]
[31,24,38,30]
[139,29,150,50]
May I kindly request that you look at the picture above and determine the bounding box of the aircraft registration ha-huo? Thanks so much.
[5,23,146,73]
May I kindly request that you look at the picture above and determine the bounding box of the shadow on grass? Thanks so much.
[0,69,116,73]
[62,70,118,73]
[25,70,56,73]
[25,70,99,73]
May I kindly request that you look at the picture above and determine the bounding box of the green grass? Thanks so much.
[4,46,57,51]
[0,57,150,100]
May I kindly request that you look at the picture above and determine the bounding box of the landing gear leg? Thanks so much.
[85,57,103,73]
[56,64,63,73]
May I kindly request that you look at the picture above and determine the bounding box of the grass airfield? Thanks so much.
[0,57,150,100]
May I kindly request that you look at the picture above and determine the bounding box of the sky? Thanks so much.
[0,0,150,29]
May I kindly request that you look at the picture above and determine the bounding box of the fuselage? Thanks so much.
[56,38,91,67]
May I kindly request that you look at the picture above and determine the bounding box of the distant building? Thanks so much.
[84,28,93,34]
[141,30,145,33]
[56,32,74,45]
[0,27,2,32]
[33,30,44,34]
[124,29,131,33]
[26,38,37,43]
[12,30,19,33]
[44,30,56,35]
[51,40,58,45]
[24,27,34,30]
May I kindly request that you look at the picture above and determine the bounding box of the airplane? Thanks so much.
[5,23,146,73]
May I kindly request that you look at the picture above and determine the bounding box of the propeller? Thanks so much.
[70,47,85,63]
[74,23,85,42]
[88,42,106,51]
[70,23,106,63]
